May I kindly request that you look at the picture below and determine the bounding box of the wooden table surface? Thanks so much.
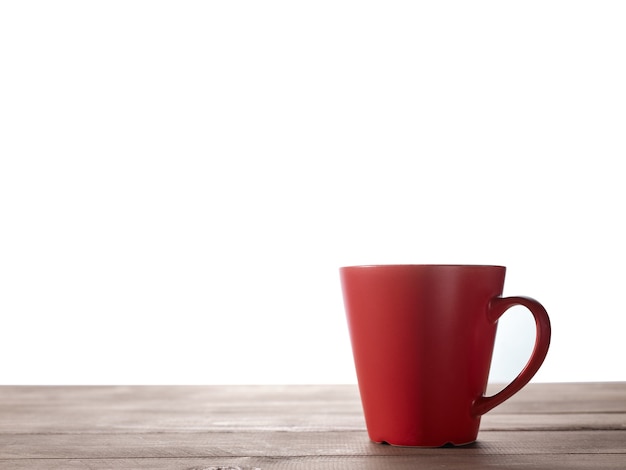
[0,382,624,469]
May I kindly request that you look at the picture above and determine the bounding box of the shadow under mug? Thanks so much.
[340,264,551,447]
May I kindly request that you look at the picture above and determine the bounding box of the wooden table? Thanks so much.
[0,383,624,469]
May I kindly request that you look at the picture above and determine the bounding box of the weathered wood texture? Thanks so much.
[0,383,624,469]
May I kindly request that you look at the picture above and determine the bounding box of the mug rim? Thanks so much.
[340,264,506,270]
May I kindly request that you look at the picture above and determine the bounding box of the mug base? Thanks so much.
[372,438,477,448]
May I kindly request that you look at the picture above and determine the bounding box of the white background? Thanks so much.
[1,1,624,384]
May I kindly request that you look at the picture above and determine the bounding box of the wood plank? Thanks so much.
[2,383,623,412]
[481,412,626,431]
[486,382,626,414]
[1,384,624,434]
[1,430,625,459]
[1,454,625,470]
[0,410,622,433]
[1,384,625,469]
[3,383,625,414]
[0,385,363,434]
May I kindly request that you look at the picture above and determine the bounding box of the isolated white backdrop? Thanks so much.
[1,1,624,384]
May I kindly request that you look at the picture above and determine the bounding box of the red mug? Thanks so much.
[340,265,551,447]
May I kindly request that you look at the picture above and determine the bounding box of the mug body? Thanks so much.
[340,264,506,446]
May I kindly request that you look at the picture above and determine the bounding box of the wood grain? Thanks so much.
[0,383,624,469]
[2,455,626,470]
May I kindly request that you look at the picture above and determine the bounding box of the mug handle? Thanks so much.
[472,296,552,416]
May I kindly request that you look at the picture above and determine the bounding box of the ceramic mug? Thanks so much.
[340,265,551,447]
